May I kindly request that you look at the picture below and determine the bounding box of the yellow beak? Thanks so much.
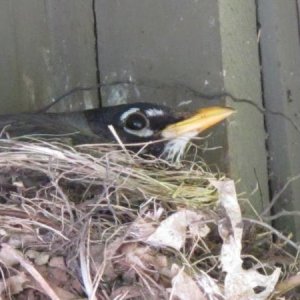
[162,106,235,139]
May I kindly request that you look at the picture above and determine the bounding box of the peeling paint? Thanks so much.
[22,74,36,106]
[83,91,95,109]
[107,85,129,105]
[177,100,192,107]
[209,16,216,27]
[41,47,52,72]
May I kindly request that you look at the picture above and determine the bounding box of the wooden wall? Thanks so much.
[95,0,269,215]
[258,0,300,240]
[3,0,300,239]
[0,0,99,113]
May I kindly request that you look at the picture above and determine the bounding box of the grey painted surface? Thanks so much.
[0,0,99,114]
[0,0,272,217]
[96,0,269,213]
[96,0,224,107]
[218,1,269,214]
[96,0,228,177]
[258,0,300,239]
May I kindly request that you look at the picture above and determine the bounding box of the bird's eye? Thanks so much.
[124,112,149,130]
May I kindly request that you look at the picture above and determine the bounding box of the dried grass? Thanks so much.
[0,138,298,300]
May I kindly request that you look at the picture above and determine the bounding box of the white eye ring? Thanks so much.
[120,108,140,122]
[124,111,149,130]
[120,108,154,138]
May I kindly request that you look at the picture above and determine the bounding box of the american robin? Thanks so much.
[0,102,234,160]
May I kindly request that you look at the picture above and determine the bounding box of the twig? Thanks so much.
[108,125,134,163]
[261,173,300,216]
[37,86,102,112]
[79,220,94,300]
[274,274,300,297]
[39,81,300,136]
[243,218,300,252]
[1,244,61,300]
[263,210,300,221]
[0,209,61,230]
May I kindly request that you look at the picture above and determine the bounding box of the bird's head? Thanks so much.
[86,102,235,161]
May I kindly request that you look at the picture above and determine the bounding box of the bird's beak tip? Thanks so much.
[162,106,235,139]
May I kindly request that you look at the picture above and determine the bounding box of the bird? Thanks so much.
[0,102,234,160]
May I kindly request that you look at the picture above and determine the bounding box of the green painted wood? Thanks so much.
[0,0,99,114]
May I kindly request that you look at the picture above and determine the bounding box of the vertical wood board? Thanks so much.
[258,0,300,239]
[96,0,224,107]
[96,0,269,213]
[0,0,99,114]
[218,0,269,214]
[96,0,230,173]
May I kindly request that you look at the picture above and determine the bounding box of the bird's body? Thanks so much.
[0,103,234,160]
[0,112,93,141]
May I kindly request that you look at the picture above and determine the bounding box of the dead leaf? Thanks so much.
[51,285,82,300]
[0,244,19,266]
[0,273,28,295]
[48,256,66,270]
[169,264,207,300]
[26,250,50,266]
[129,216,158,240]
[146,210,209,250]
[196,271,223,300]
[211,179,281,300]
[122,243,168,272]
[1,244,61,300]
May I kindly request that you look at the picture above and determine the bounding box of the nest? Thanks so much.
[0,138,298,300]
